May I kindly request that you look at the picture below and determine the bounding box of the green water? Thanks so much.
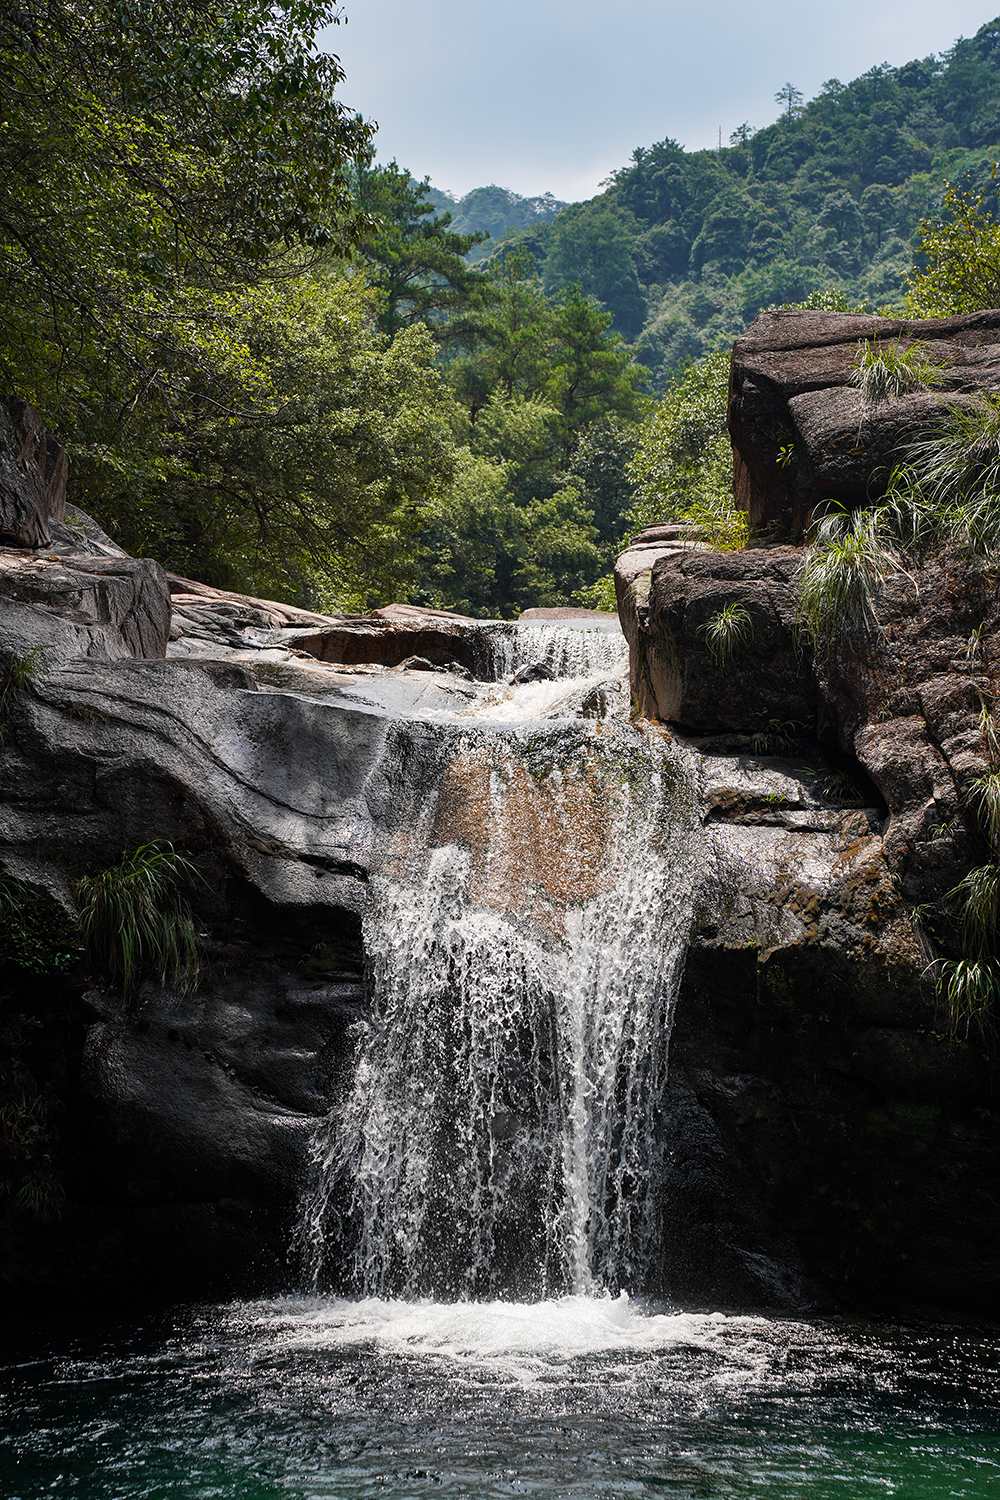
[2,1295,999,1498]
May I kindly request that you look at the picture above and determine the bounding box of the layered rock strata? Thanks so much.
[729,307,1000,538]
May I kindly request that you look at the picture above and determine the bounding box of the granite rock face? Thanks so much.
[728,308,1000,538]
[615,527,1000,1314]
[615,528,814,731]
[0,549,171,663]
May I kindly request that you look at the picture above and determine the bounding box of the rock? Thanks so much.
[517,606,618,621]
[0,397,67,548]
[510,662,556,683]
[49,503,128,558]
[0,548,171,662]
[615,539,815,731]
[729,308,1000,539]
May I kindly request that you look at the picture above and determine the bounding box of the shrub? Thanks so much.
[76,843,201,996]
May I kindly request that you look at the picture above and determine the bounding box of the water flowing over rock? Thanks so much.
[3,476,1000,1318]
[298,718,701,1300]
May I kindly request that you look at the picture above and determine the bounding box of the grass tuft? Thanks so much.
[934,958,998,1039]
[945,863,1000,957]
[796,506,899,649]
[966,771,1000,851]
[76,842,201,997]
[700,601,754,670]
[848,338,947,405]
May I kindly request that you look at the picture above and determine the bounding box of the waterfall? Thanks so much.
[297,628,700,1302]
[488,620,628,681]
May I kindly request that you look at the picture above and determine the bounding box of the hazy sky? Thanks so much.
[318,1,995,201]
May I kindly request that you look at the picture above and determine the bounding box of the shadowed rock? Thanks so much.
[729,308,1000,539]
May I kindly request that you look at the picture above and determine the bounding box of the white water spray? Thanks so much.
[298,631,701,1301]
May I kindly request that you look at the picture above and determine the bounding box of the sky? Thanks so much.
[318,1,996,202]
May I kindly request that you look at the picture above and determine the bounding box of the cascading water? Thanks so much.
[298,623,701,1301]
[489,619,630,680]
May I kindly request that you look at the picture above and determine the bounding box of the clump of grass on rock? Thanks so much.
[76,842,201,997]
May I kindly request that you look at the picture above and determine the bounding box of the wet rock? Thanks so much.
[510,662,556,684]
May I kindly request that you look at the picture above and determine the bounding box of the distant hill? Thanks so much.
[423,183,566,261]
[469,15,1000,388]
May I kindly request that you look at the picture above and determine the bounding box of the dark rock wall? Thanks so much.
[729,308,1000,539]
[615,317,1000,1314]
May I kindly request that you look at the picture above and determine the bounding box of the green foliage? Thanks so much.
[905,176,1000,315]
[750,719,805,756]
[626,348,747,548]
[0,647,46,737]
[796,506,899,649]
[87,275,459,608]
[76,843,201,997]
[416,399,606,617]
[0,876,80,976]
[849,338,947,404]
[935,958,999,1039]
[700,602,754,670]
[424,185,565,263]
[877,396,1000,568]
[0,1038,64,1221]
[520,17,1000,386]
[966,772,1000,849]
[352,158,491,338]
[818,769,864,804]
[1,0,373,419]
[946,863,1000,956]
[543,200,647,337]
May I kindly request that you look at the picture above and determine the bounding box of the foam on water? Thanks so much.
[244,1293,736,1371]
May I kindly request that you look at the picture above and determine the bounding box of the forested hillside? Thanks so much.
[4,2,1000,621]
[425,184,566,261]
[487,16,1000,384]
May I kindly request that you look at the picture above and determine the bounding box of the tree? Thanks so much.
[89,275,459,609]
[0,0,373,403]
[543,202,647,336]
[775,82,804,118]
[627,348,745,548]
[543,289,648,453]
[860,183,897,249]
[904,177,1000,315]
[449,247,552,415]
[818,190,862,243]
[352,158,492,338]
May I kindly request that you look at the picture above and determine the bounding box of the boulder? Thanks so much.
[0,548,171,663]
[0,398,67,548]
[615,539,816,732]
[729,308,1000,539]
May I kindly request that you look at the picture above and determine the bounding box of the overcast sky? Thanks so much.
[318,1,996,201]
